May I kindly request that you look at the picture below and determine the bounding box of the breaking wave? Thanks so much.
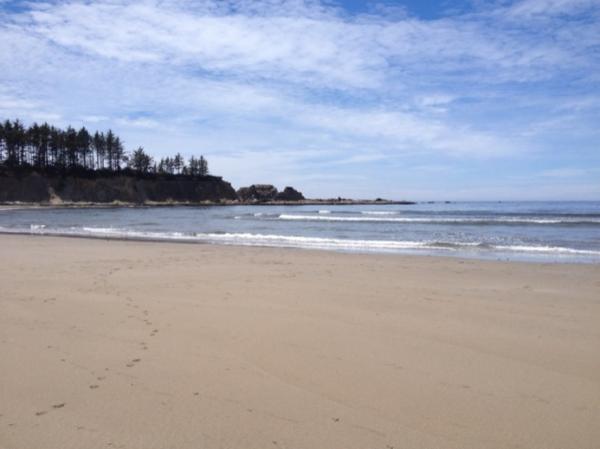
[277,214,600,225]
[2,225,599,257]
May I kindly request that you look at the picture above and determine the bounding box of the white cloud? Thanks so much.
[0,0,598,198]
[13,0,598,90]
[506,0,600,17]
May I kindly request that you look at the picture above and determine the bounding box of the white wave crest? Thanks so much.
[2,225,599,257]
[361,211,398,215]
[278,214,600,224]
[492,245,600,255]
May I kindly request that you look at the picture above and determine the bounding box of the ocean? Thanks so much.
[1,201,599,263]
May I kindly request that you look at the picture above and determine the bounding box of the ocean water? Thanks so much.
[1,202,600,263]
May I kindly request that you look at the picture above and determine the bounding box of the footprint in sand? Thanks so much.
[36,403,65,416]
[126,358,141,368]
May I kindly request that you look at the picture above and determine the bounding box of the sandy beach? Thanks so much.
[1,234,599,449]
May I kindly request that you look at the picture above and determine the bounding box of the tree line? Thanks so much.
[0,119,209,176]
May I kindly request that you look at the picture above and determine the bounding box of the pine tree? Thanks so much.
[129,147,153,173]
[0,118,214,181]
[77,127,91,169]
[38,123,51,168]
[27,122,40,167]
[199,155,209,176]
[173,153,184,175]
[93,131,105,170]
[64,126,78,169]
[13,120,27,166]
[0,120,4,163]
[3,120,16,165]
[114,136,125,171]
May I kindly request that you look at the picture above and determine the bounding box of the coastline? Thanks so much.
[1,234,599,449]
[1,227,598,264]
[0,199,416,207]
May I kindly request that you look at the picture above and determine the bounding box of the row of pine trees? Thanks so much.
[0,119,209,176]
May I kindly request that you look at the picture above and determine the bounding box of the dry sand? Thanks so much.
[1,234,599,449]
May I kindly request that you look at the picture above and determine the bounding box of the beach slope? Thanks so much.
[1,235,599,449]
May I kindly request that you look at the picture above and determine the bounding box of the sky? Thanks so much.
[0,0,599,200]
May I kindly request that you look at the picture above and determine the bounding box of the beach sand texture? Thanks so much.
[1,235,599,449]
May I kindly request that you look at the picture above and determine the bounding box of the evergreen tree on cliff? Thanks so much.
[14,120,26,166]
[92,131,105,170]
[77,127,91,169]
[129,147,153,174]
[0,118,213,179]
[199,155,208,176]
[113,136,125,171]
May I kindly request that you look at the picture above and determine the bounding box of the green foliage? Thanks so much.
[0,118,211,178]
[128,147,153,173]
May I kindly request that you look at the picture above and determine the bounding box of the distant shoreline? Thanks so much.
[0,199,417,208]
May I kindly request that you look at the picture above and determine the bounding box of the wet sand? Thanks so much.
[1,234,599,449]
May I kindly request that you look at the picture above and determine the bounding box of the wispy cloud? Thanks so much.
[0,0,598,199]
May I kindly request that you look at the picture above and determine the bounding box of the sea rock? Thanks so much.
[236,184,279,202]
[275,186,304,201]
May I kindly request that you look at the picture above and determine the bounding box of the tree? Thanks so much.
[173,153,184,174]
[64,126,78,169]
[92,131,105,170]
[0,118,214,181]
[104,130,115,170]
[165,157,174,174]
[13,120,27,166]
[129,147,153,174]
[77,127,91,169]
[114,136,125,171]
[0,120,4,163]
[198,155,208,176]
[187,155,209,176]
[27,122,40,167]
[49,126,65,169]
[37,123,51,168]
[2,120,16,165]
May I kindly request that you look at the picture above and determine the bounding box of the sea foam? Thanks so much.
[2,225,599,257]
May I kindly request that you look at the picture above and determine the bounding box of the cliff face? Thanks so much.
[0,169,238,204]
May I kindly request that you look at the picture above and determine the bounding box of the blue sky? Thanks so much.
[1,0,599,200]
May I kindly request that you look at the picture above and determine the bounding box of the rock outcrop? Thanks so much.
[275,186,304,201]
[236,184,305,203]
[0,168,238,204]
[236,184,279,202]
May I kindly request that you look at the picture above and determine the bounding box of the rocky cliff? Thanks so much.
[236,184,305,203]
[0,168,238,204]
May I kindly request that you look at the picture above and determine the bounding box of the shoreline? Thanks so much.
[1,230,598,264]
[0,199,416,208]
[1,234,599,449]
